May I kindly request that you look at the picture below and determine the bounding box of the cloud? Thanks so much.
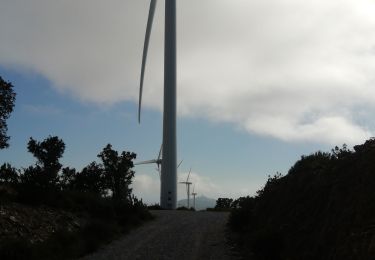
[178,170,268,200]
[177,170,219,199]
[1,0,375,143]
[132,169,222,204]
[245,115,371,144]
[131,173,160,204]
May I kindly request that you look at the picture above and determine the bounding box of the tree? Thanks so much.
[25,136,65,188]
[0,163,19,185]
[59,167,77,190]
[0,76,16,149]
[331,144,352,159]
[98,144,136,202]
[74,162,105,195]
[27,136,65,175]
[215,197,233,210]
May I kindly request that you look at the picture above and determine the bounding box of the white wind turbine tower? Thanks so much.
[138,0,178,209]
[179,168,192,208]
[192,184,197,210]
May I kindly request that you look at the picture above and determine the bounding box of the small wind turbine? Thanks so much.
[138,0,178,209]
[192,184,197,210]
[179,168,192,208]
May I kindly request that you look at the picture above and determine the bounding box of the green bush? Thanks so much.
[229,139,375,259]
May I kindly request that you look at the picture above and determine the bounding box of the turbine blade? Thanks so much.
[135,159,158,165]
[177,159,183,169]
[158,143,162,161]
[138,0,157,123]
[186,167,191,182]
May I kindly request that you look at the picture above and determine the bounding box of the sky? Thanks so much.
[1,0,375,204]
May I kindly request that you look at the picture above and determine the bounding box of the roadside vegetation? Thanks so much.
[208,198,234,212]
[0,77,152,259]
[0,136,152,259]
[176,206,195,211]
[228,139,375,260]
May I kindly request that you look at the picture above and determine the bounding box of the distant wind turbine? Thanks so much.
[135,144,183,179]
[192,184,197,210]
[135,145,162,177]
[179,168,192,208]
[138,0,178,209]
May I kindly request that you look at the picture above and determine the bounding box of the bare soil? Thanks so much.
[82,210,241,260]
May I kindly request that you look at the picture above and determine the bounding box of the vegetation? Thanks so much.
[229,139,375,260]
[0,76,16,149]
[213,197,233,211]
[0,136,152,260]
[147,203,164,210]
[176,206,195,211]
[98,144,136,202]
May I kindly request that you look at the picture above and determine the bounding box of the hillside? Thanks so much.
[230,138,375,260]
[177,195,216,210]
[0,201,81,244]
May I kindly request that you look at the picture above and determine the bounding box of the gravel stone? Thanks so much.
[82,210,240,260]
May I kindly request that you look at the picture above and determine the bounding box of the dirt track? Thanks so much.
[82,210,240,260]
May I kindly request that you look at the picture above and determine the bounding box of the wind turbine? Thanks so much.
[138,0,178,209]
[192,184,197,210]
[179,168,192,208]
[135,144,183,179]
[134,145,162,177]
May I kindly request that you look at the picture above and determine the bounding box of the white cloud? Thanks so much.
[245,115,371,144]
[131,173,160,204]
[178,170,268,200]
[132,169,223,204]
[1,0,375,144]
[177,170,219,200]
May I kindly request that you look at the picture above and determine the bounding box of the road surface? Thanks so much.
[82,210,240,260]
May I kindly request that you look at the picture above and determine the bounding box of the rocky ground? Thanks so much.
[0,202,82,244]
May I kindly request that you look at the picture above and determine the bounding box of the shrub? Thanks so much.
[0,238,33,260]
[147,203,163,210]
[0,163,19,185]
[98,144,136,202]
[229,196,255,232]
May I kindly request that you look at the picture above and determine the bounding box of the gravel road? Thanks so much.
[82,210,240,260]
